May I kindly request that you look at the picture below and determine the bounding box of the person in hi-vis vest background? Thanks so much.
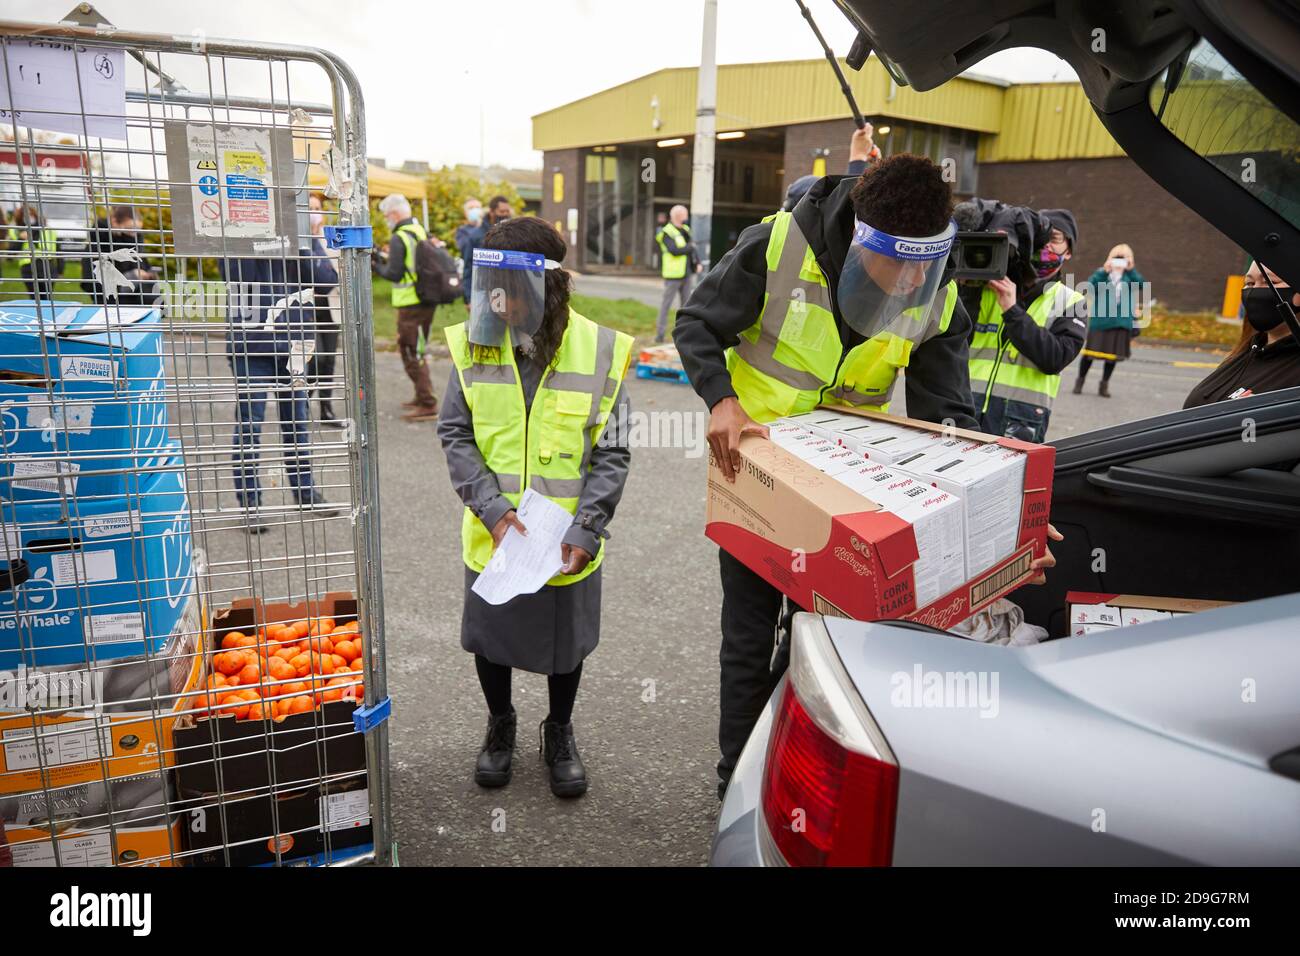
[437,216,634,799]
[654,204,703,343]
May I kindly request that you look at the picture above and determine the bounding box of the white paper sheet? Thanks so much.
[0,40,127,140]
[471,489,571,606]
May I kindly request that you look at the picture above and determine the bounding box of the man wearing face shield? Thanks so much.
[674,154,1004,800]
[968,208,1088,442]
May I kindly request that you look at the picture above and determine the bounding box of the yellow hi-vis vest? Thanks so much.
[968,282,1086,413]
[16,226,56,268]
[390,220,428,308]
[726,210,959,424]
[656,223,689,279]
[444,308,634,585]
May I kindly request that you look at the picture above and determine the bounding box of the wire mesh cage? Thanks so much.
[0,7,391,867]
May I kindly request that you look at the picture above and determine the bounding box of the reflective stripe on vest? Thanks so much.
[444,308,633,585]
[391,220,428,307]
[726,210,958,423]
[968,282,1086,412]
[656,223,688,279]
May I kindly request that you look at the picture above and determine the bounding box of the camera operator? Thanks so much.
[967,208,1088,442]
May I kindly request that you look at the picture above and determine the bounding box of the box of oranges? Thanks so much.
[171,592,371,866]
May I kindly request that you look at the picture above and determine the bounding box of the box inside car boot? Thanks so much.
[1067,591,1237,635]
[707,406,1054,628]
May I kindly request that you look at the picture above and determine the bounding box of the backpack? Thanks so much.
[410,235,461,306]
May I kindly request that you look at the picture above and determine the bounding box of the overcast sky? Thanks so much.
[10,0,1077,170]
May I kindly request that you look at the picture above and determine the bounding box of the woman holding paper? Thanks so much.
[436,217,634,798]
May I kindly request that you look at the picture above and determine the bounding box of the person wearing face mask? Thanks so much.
[455,198,486,305]
[80,205,158,305]
[968,208,1088,442]
[1184,261,1300,408]
[1073,243,1145,397]
[437,216,634,798]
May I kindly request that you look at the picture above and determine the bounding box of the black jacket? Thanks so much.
[372,217,419,284]
[1184,332,1300,408]
[672,175,979,429]
[987,274,1089,375]
[80,220,156,303]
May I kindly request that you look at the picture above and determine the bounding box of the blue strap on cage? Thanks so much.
[324,225,374,249]
[353,696,392,733]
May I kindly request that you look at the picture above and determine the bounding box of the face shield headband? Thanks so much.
[837,218,956,338]
[468,248,563,347]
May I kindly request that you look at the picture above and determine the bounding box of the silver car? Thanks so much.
[713,0,1300,865]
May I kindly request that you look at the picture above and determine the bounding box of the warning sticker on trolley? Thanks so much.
[83,611,145,645]
[50,549,118,587]
[2,718,110,771]
[8,458,79,494]
[321,788,371,831]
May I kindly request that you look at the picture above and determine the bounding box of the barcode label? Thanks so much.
[970,549,1033,607]
[84,612,145,645]
[9,458,79,494]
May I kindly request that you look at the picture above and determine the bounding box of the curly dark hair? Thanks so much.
[478,217,572,369]
[849,154,953,237]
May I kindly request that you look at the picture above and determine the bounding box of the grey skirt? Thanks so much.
[1083,326,1132,362]
[461,565,601,675]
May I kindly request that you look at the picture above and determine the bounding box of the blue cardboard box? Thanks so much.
[0,446,195,668]
[0,302,171,503]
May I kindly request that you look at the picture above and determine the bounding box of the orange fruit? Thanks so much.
[267,657,295,682]
[289,620,311,640]
[333,639,360,663]
[287,695,315,715]
[246,701,268,721]
[214,650,246,676]
[236,634,260,650]
[273,645,298,662]
[289,652,313,678]
[333,620,358,635]
[350,660,364,673]
[309,618,336,637]
[221,631,248,650]
[331,654,347,670]
[237,663,262,687]
[282,681,308,696]
[310,652,335,676]
[305,635,334,657]
[206,673,228,690]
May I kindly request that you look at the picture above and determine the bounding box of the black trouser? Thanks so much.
[474,655,583,725]
[311,325,339,397]
[718,549,798,788]
[1077,356,1116,383]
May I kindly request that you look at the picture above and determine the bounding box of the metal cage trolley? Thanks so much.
[0,4,392,867]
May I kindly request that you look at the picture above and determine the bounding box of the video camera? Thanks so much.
[946,198,1053,285]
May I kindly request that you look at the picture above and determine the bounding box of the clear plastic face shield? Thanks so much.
[837,218,957,338]
[468,249,561,347]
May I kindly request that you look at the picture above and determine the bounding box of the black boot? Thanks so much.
[1099,380,1111,398]
[475,708,516,788]
[319,399,343,428]
[1072,377,1085,394]
[539,719,588,798]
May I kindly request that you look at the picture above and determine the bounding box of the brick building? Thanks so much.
[532,58,1250,311]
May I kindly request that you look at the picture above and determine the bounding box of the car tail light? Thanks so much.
[761,615,898,866]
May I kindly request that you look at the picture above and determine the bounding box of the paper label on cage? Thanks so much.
[59,355,117,382]
[9,458,78,494]
[3,718,108,770]
[8,829,113,868]
[51,549,118,587]
[0,41,127,141]
[321,788,370,831]
[84,611,144,646]
[26,403,94,438]
[81,510,141,539]
[184,123,278,240]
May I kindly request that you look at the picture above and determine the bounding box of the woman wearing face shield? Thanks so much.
[1184,261,1300,407]
[436,217,635,798]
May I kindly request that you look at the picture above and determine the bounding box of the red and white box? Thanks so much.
[1066,591,1235,636]
[706,406,1055,627]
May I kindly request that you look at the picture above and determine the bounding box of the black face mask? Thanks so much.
[1242,286,1298,333]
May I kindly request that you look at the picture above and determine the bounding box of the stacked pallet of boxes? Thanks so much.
[706,406,1055,628]
[0,302,200,867]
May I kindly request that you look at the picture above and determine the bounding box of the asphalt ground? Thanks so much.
[377,326,1219,866]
